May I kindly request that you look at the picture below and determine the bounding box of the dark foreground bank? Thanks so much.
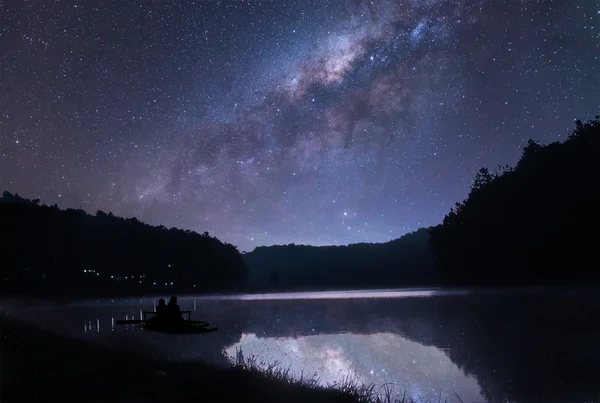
[0,317,359,402]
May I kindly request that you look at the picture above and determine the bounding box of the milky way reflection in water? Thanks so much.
[217,289,483,401]
[3,287,598,402]
[224,331,483,402]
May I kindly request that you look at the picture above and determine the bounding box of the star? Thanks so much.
[0,0,597,251]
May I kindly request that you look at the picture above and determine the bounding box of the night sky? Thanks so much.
[1,0,598,251]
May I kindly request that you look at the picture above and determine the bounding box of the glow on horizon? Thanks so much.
[203,288,471,301]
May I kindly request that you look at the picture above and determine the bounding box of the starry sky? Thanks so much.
[1,0,598,251]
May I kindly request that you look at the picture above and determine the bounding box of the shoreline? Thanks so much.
[0,316,357,402]
[3,283,598,303]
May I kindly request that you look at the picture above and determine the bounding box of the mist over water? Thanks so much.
[2,287,598,402]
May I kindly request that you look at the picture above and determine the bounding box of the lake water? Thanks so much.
[2,287,598,402]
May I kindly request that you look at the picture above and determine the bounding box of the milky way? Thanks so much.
[1,0,598,251]
[224,332,484,403]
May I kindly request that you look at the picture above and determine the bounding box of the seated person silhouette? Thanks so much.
[155,298,167,321]
[166,295,183,325]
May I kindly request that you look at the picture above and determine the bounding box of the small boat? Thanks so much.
[115,310,218,334]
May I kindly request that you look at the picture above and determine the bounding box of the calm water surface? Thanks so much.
[3,287,599,402]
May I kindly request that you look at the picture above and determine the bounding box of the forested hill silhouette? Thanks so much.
[430,116,600,286]
[243,228,438,290]
[245,115,600,290]
[0,192,247,296]
[3,116,598,296]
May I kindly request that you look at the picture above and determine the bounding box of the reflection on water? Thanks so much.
[83,319,101,333]
[2,287,598,402]
[224,332,483,402]
[219,288,447,300]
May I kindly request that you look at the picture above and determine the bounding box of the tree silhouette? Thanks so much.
[244,228,437,290]
[269,272,279,288]
[430,115,600,286]
[0,193,247,296]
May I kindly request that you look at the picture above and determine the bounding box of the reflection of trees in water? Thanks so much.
[219,290,599,402]
[21,300,246,367]
[99,298,251,367]
[183,298,251,366]
[43,291,598,401]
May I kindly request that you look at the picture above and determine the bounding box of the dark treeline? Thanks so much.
[0,192,247,296]
[246,115,600,289]
[243,228,437,290]
[2,115,598,296]
[429,116,600,285]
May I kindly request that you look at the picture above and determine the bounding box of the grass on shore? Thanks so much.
[230,347,455,403]
[1,315,454,403]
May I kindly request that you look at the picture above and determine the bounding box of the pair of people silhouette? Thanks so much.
[155,296,183,325]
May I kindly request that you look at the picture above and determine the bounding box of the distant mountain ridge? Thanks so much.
[3,115,598,294]
[243,227,438,290]
[245,114,600,289]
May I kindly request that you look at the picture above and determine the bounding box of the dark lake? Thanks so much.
[3,287,599,402]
